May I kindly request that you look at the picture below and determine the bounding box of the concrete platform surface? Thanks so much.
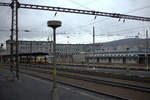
[0,68,116,100]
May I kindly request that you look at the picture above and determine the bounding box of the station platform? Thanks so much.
[0,68,113,100]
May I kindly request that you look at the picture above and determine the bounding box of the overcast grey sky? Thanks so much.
[0,0,150,45]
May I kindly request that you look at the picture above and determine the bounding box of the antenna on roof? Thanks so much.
[47,36,49,41]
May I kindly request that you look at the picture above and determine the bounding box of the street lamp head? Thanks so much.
[47,20,61,29]
[1,44,3,47]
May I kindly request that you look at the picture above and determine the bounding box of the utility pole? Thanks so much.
[126,48,130,71]
[146,30,149,69]
[0,44,3,64]
[93,26,95,44]
[92,26,96,66]
[10,2,14,72]
[30,41,32,64]
[10,0,20,80]
[10,34,13,72]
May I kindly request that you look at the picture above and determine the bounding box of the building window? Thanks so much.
[129,58,132,61]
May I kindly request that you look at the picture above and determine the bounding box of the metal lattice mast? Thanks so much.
[10,1,14,72]
[10,0,20,80]
[1,2,150,22]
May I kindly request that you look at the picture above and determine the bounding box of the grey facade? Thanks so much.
[85,51,150,64]
[5,40,102,56]
[6,40,53,55]
[0,40,150,65]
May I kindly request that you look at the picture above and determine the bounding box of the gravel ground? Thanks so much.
[0,68,118,100]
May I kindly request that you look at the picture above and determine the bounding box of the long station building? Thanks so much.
[0,39,150,65]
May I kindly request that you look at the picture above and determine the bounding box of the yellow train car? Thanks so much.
[20,56,49,64]
[36,56,48,64]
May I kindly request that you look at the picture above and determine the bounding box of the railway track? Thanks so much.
[21,64,150,83]
[20,66,150,99]
[1,64,150,100]
[20,66,150,93]
[2,63,150,83]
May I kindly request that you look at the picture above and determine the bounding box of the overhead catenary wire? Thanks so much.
[96,25,150,36]
[63,4,150,39]
[69,4,150,31]
[84,0,98,6]
[1,2,150,28]
[67,0,91,10]
[0,0,150,43]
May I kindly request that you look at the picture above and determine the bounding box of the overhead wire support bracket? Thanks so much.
[0,2,9,6]
[19,3,150,22]
[0,2,150,22]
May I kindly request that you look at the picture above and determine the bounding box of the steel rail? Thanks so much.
[20,66,150,93]
[0,66,127,100]
[20,63,150,83]
[20,69,127,100]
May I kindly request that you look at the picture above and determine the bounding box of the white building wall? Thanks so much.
[111,58,122,64]
[6,40,53,55]
[98,58,109,63]
[126,58,137,64]
[73,53,85,63]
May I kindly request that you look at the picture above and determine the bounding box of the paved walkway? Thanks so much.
[0,68,115,100]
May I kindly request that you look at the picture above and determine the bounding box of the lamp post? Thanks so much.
[126,48,130,71]
[0,44,3,64]
[146,30,149,69]
[47,20,61,100]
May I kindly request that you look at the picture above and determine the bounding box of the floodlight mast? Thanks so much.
[47,20,61,100]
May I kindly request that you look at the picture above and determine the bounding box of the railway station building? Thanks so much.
[85,51,150,65]
[0,39,150,66]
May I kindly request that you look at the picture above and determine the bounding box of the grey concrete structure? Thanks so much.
[85,51,150,65]
[6,40,53,55]
[5,40,102,55]
[1,39,149,65]
[0,68,116,100]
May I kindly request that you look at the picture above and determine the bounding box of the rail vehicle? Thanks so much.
[20,56,52,64]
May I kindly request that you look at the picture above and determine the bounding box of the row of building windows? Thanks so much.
[56,48,81,52]
[88,54,137,57]
[88,58,137,62]
[20,46,30,50]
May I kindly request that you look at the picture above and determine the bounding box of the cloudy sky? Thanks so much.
[0,0,150,45]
